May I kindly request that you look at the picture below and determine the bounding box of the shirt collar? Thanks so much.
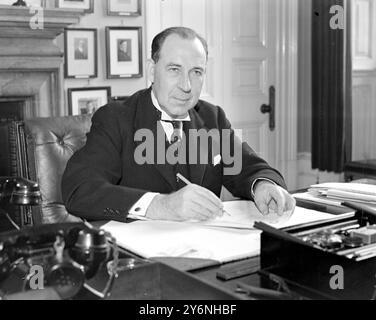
[151,89,191,122]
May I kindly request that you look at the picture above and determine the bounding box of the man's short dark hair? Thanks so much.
[151,27,208,63]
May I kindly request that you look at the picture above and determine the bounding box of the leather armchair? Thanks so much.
[9,114,93,225]
[6,112,235,226]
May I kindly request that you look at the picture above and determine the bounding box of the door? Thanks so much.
[145,0,298,188]
[222,0,277,168]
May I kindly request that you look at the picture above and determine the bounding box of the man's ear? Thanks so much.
[147,59,155,84]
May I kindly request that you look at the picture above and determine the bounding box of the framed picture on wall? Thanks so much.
[107,0,141,16]
[105,26,143,79]
[64,28,98,79]
[56,0,94,13]
[68,87,112,115]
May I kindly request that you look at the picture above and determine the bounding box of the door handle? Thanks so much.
[260,86,275,131]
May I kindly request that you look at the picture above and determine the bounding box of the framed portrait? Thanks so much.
[64,28,98,79]
[107,0,141,16]
[68,87,112,115]
[55,0,94,13]
[105,27,143,79]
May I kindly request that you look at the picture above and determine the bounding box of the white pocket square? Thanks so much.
[213,154,222,166]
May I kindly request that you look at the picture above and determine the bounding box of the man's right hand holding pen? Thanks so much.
[146,184,225,221]
[146,174,295,222]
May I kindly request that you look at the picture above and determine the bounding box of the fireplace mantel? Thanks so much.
[0,6,86,117]
[0,6,83,39]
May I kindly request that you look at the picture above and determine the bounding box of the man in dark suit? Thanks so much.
[74,39,88,60]
[62,27,295,223]
[118,40,131,62]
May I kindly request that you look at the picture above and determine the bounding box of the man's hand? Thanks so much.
[253,181,296,217]
[146,184,224,221]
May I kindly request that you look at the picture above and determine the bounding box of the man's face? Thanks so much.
[120,41,127,52]
[149,34,207,119]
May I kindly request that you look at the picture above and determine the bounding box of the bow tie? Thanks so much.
[155,108,190,123]
[154,109,189,143]
[160,119,182,130]
[160,119,183,144]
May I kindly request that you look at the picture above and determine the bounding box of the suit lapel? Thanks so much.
[186,107,208,186]
[133,89,176,190]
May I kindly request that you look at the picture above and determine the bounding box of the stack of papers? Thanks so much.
[309,182,376,205]
[293,191,344,207]
[102,201,353,263]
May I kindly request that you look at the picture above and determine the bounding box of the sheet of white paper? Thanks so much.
[293,192,345,207]
[102,202,351,263]
[102,220,262,263]
[192,201,346,230]
[326,189,376,203]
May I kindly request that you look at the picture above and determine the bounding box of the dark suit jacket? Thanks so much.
[75,49,87,60]
[62,88,286,222]
[118,50,131,62]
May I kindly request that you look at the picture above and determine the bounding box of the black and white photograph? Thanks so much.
[64,28,98,78]
[67,86,111,115]
[106,26,142,78]
[117,38,132,62]
[74,38,88,60]
[1,0,376,304]
[107,0,141,16]
[55,0,94,13]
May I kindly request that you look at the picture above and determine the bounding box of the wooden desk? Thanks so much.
[95,200,353,300]
[188,200,355,299]
[1,199,354,300]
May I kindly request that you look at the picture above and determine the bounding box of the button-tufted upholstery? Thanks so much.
[21,114,93,225]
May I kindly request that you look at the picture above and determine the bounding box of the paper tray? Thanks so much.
[256,212,376,300]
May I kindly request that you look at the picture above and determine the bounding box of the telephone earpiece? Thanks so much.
[69,229,111,279]
[41,229,112,299]
[41,234,86,300]
[0,177,41,206]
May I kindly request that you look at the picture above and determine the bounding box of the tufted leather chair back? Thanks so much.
[23,114,93,225]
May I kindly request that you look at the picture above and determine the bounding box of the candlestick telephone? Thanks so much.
[0,223,118,300]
